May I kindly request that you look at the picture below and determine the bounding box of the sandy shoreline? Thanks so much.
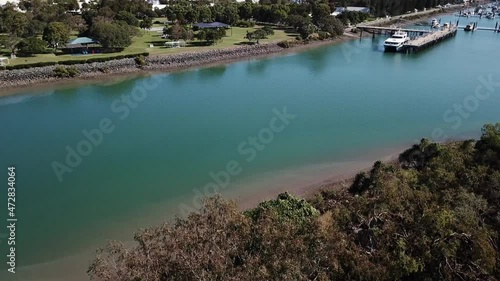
[2,145,406,281]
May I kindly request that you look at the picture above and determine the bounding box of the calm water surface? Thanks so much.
[0,14,499,280]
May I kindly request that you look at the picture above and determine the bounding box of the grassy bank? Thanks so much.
[2,26,294,66]
[2,5,462,67]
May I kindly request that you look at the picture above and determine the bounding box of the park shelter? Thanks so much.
[194,22,232,36]
[164,40,187,48]
[0,57,9,66]
[62,37,101,54]
[194,22,230,29]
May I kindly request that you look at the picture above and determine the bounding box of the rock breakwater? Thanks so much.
[0,43,287,90]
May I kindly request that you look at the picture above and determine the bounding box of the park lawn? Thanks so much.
[144,26,294,55]
[4,26,295,66]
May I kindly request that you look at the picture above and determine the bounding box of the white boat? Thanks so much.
[384,30,410,52]
[464,22,475,31]
[431,19,440,28]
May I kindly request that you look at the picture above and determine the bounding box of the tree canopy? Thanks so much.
[17,36,47,55]
[89,123,500,280]
[90,21,133,49]
[43,22,70,49]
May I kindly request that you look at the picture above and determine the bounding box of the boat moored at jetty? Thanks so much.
[383,30,410,52]
[431,19,440,28]
[464,22,476,31]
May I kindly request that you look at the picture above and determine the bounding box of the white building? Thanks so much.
[331,6,371,16]
[0,0,19,6]
[147,0,166,10]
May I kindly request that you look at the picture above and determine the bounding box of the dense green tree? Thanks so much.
[286,14,310,30]
[82,8,99,27]
[0,5,28,36]
[212,4,239,25]
[311,2,331,25]
[97,0,154,19]
[251,4,268,22]
[24,19,46,37]
[246,28,267,43]
[246,192,319,224]
[185,6,200,24]
[139,17,153,29]
[17,36,47,55]
[261,26,274,36]
[97,6,116,20]
[164,4,188,23]
[238,2,254,20]
[475,123,500,168]
[318,15,344,37]
[164,23,193,41]
[269,4,289,23]
[196,28,225,45]
[0,4,28,54]
[43,22,70,49]
[289,2,312,18]
[54,0,79,11]
[63,15,88,34]
[197,5,212,22]
[115,11,139,27]
[297,22,315,39]
[90,21,132,49]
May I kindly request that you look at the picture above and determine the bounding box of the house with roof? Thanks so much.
[61,37,101,54]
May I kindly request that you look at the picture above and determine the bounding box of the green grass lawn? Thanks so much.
[2,26,296,66]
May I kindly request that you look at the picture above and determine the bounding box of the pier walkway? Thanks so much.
[404,26,458,53]
[457,26,499,31]
[356,25,432,34]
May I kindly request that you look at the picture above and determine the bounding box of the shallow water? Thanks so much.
[0,14,499,280]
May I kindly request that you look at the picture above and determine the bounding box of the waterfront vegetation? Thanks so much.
[0,0,459,68]
[0,0,378,68]
[0,26,291,66]
[89,123,500,280]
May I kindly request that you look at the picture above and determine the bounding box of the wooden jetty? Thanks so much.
[404,26,458,53]
[458,26,498,31]
[457,23,499,31]
[456,21,500,32]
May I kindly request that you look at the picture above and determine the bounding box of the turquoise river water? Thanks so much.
[0,14,499,280]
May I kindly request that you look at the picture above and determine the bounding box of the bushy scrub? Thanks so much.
[53,66,80,78]
[134,55,146,67]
